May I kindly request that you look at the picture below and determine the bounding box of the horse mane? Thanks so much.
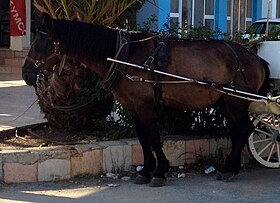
[52,20,118,61]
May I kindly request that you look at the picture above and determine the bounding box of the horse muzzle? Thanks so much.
[22,65,38,86]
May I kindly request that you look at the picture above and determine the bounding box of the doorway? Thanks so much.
[0,0,10,47]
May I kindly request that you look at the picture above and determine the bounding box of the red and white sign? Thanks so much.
[10,0,26,36]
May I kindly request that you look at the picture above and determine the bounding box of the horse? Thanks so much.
[22,13,270,187]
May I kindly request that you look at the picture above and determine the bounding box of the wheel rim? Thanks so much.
[249,114,280,168]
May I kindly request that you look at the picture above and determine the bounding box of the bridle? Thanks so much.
[25,30,62,84]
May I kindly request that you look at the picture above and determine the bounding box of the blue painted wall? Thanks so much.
[214,0,228,34]
[136,0,159,30]
[252,0,262,22]
[158,0,170,30]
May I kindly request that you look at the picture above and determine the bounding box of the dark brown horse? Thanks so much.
[22,13,270,187]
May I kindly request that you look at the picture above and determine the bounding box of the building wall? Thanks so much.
[137,0,279,35]
[136,0,159,30]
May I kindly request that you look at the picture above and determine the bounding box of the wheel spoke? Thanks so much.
[253,137,271,144]
[257,142,272,156]
[267,144,275,162]
[277,144,280,163]
[255,128,272,137]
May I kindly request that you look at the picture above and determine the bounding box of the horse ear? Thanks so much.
[42,12,53,31]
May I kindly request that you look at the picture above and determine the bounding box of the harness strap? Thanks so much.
[151,37,168,109]
[102,31,159,90]
[223,41,248,85]
[102,31,130,90]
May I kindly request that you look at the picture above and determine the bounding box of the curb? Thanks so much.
[0,136,251,184]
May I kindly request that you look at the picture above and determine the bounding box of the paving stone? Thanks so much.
[163,139,186,166]
[185,139,210,163]
[38,159,70,182]
[71,149,103,177]
[3,162,37,183]
[102,142,132,173]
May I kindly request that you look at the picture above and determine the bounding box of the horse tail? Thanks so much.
[257,57,270,96]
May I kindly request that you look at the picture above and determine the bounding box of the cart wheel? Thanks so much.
[248,114,280,168]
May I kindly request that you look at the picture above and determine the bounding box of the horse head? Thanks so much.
[22,13,61,86]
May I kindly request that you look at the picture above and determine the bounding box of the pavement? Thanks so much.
[0,167,280,203]
[0,73,46,131]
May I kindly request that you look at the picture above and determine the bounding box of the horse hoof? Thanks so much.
[149,177,166,187]
[216,171,237,182]
[134,175,151,184]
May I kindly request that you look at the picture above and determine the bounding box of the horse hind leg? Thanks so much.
[218,101,254,180]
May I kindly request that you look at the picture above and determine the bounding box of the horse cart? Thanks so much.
[248,41,280,168]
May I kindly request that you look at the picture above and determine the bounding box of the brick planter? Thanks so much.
[0,136,250,184]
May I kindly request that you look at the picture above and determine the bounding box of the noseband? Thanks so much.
[26,31,62,84]
[26,41,61,68]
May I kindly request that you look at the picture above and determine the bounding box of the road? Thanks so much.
[1,166,280,203]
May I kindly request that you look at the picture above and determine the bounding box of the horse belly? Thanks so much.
[162,84,222,110]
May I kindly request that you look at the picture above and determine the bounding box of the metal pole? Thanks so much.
[107,58,271,102]
[265,0,272,38]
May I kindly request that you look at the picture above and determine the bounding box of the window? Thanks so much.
[227,0,252,35]
[277,0,280,18]
[181,0,215,30]
[170,0,182,30]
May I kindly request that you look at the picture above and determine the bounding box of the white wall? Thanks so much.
[262,0,278,18]
[10,0,31,51]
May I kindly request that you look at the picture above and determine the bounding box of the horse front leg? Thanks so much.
[133,108,170,187]
[134,116,157,184]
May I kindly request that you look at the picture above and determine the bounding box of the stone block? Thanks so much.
[0,157,3,181]
[163,139,186,166]
[101,142,131,173]
[14,50,28,58]
[209,138,231,161]
[3,163,37,183]
[0,65,11,73]
[185,139,210,163]
[2,150,38,165]
[132,144,144,166]
[37,150,71,162]
[0,50,15,58]
[71,149,103,177]
[38,159,70,182]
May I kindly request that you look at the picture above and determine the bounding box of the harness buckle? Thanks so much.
[36,73,45,86]
[143,56,154,69]
[35,60,44,67]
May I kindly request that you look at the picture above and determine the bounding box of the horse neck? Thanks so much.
[52,20,117,77]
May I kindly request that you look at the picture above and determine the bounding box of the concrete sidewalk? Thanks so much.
[0,73,46,131]
[1,167,280,203]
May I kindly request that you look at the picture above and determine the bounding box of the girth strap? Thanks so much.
[223,41,248,85]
